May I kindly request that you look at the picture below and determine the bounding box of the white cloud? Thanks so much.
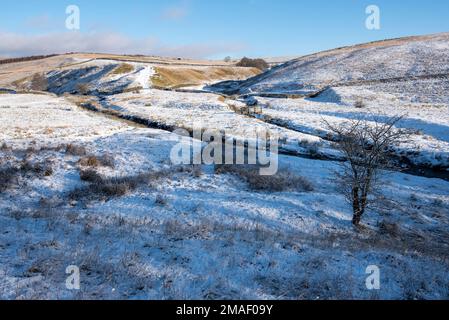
[0,31,246,59]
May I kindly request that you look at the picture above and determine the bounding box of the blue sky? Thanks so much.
[1,0,449,58]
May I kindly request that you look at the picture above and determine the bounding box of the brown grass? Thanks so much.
[69,169,170,201]
[217,96,226,103]
[78,154,115,168]
[111,63,134,75]
[65,144,87,156]
[151,66,260,89]
[215,165,314,192]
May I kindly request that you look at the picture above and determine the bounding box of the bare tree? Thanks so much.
[325,114,410,226]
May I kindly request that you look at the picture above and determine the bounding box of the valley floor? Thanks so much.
[0,94,448,299]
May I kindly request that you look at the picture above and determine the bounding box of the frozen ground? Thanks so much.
[0,94,448,299]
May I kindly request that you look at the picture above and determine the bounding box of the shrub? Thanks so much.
[21,160,43,174]
[97,180,130,197]
[44,166,54,177]
[236,57,269,71]
[0,142,10,151]
[69,177,130,201]
[20,160,53,177]
[215,165,314,192]
[78,154,115,168]
[69,169,169,201]
[0,167,18,192]
[78,156,100,167]
[66,144,87,156]
[354,99,365,108]
[79,169,103,183]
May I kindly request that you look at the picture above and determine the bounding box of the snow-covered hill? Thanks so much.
[45,60,154,95]
[209,33,449,96]
[0,53,260,95]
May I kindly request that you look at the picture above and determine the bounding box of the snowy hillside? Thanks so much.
[46,60,154,95]
[209,33,449,96]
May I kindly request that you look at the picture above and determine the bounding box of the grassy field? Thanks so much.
[151,65,260,89]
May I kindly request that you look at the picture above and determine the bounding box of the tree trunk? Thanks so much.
[352,186,362,226]
[352,213,362,226]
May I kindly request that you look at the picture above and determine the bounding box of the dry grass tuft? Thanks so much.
[215,165,314,192]
[1,142,10,151]
[155,194,168,206]
[20,159,54,177]
[0,167,19,192]
[66,144,87,156]
[217,96,226,103]
[79,169,103,183]
[78,154,115,168]
[378,220,400,238]
[70,169,169,201]
[354,99,366,108]
[0,158,54,192]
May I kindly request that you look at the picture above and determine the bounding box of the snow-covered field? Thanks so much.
[103,90,337,158]
[99,86,449,169]
[256,87,449,168]
[1,94,448,299]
